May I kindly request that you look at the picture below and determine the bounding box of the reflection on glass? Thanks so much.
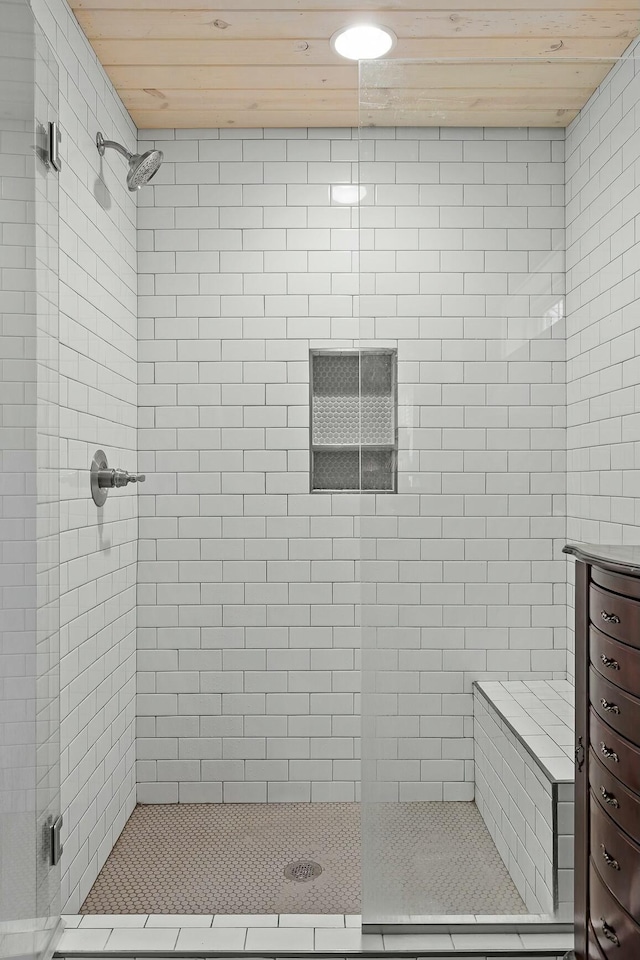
[355,55,628,926]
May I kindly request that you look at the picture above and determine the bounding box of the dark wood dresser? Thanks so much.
[564,543,640,960]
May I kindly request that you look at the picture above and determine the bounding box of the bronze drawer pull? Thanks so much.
[600,786,620,808]
[601,844,621,870]
[600,919,620,947]
[601,610,621,624]
[600,654,620,670]
[600,742,620,762]
[600,698,621,715]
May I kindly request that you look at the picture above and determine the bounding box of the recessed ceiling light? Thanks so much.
[330,24,396,61]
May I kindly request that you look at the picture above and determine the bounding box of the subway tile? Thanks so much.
[245,927,314,951]
[176,927,247,950]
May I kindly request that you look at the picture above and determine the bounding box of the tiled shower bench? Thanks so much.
[473,680,574,921]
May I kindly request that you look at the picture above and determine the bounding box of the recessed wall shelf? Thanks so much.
[310,349,397,493]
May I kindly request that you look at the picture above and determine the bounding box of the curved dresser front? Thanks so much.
[565,543,640,960]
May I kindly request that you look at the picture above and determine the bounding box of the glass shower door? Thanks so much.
[357,55,586,927]
[0,1,61,956]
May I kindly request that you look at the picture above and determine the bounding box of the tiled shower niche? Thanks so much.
[310,350,397,493]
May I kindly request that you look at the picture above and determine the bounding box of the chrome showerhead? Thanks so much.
[126,148,163,190]
[96,132,163,191]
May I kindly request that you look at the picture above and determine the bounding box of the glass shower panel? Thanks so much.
[0,1,60,955]
[34,16,60,931]
[357,55,621,926]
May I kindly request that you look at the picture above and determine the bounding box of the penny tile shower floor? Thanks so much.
[80,802,527,916]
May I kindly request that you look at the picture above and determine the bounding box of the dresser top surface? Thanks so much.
[564,542,640,575]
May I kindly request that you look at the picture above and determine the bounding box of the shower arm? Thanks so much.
[96,132,133,161]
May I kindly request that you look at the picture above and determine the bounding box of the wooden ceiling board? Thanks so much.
[67,1,640,129]
[133,109,360,127]
[94,38,634,68]
[132,108,575,129]
[106,62,609,91]
[74,10,640,41]
[122,85,592,112]
[71,1,640,11]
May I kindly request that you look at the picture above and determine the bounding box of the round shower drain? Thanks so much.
[284,860,323,882]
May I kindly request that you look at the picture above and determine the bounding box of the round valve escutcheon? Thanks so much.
[90,449,145,507]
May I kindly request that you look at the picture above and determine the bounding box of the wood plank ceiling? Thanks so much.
[69,1,640,128]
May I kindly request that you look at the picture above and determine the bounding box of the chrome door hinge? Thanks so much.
[49,813,63,866]
[48,121,62,172]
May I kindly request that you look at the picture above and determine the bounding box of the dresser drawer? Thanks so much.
[590,666,640,745]
[592,567,640,603]
[590,860,640,960]
[590,749,640,840]
[590,710,640,794]
[590,583,640,646]
[590,794,640,920]
[590,625,640,696]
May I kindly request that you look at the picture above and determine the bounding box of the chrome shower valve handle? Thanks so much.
[101,468,146,488]
[91,449,145,506]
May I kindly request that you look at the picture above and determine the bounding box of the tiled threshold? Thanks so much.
[56,915,574,958]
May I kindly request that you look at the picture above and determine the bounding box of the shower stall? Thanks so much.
[3,0,638,948]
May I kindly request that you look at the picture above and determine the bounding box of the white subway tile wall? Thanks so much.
[137,127,567,803]
[31,0,139,913]
[565,42,640,680]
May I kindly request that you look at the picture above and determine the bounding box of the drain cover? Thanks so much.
[284,860,323,882]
